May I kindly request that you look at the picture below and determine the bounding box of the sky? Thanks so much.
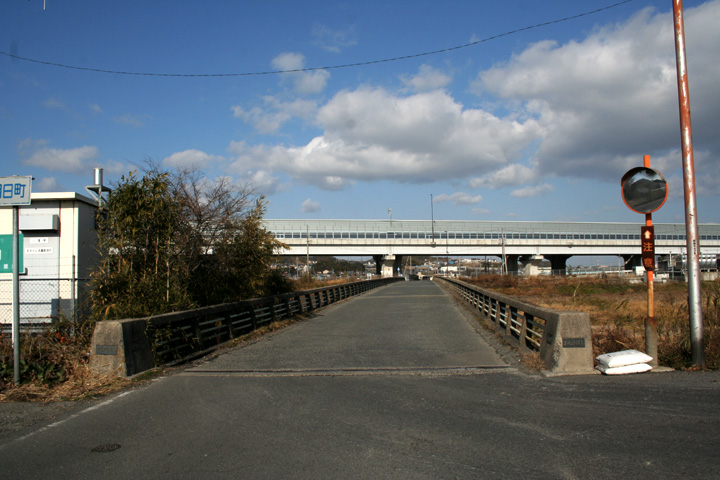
[2,0,719,228]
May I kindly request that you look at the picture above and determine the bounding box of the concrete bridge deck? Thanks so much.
[2,281,719,479]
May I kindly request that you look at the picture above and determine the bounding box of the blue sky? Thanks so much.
[2,0,719,226]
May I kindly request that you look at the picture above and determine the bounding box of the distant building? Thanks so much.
[0,192,99,328]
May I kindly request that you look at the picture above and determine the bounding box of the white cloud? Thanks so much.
[312,23,357,53]
[89,103,103,114]
[35,177,65,192]
[232,105,289,134]
[228,86,539,190]
[113,114,149,128]
[248,170,285,196]
[272,52,305,71]
[223,2,720,196]
[475,1,720,184]
[510,183,554,198]
[163,149,220,169]
[300,198,321,213]
[471,208,491,216]
[293,70,331,95]
[17,139,127,176]
[232,97,317,134]
[434,192,483,205]
[271,52,329,94]
[43,98,66,110]
[402,64,452,92]
[469,164,538,189]
[19,141,99,174]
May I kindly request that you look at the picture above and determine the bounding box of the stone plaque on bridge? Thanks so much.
[562,337,586,348]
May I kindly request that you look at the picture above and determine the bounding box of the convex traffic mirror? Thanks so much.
[621,167,668,214]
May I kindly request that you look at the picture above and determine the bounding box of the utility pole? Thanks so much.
[430,194,436,247]
[306,225,310,278]
[672,0,704,365]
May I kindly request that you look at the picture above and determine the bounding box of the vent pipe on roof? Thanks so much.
[85,167,112,208]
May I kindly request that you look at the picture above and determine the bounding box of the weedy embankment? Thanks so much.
[462,274,720,370]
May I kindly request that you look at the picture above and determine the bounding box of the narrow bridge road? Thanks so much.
[2,281,719,479]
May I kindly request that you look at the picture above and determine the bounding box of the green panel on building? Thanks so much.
[0,234,23,273]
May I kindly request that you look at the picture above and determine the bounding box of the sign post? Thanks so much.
[1,175,32,385]
[621,157,668,367]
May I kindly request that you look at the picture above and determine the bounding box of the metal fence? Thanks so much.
[437,276,545,351]
[149,277,405,365]
[90,277,406,376]
[436,276,595,374]
[0,278,91,331]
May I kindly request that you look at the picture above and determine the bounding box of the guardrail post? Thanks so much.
[248,304,258,330]
[225,312,234,340]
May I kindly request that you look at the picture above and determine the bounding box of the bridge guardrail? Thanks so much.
[89,277,404,377]
[436,276,594,375]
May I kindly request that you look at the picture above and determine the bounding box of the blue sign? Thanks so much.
[0,176,32,206]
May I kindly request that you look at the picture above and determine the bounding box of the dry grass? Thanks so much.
[462,274,720,370]
[521,352,546,371]
[0,364,132,403]
[290,275,364,291]
[0,318,135,402]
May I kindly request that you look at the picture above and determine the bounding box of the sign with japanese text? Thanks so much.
[0,176,32,206]
[641,225,655,271]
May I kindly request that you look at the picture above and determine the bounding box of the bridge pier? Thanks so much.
[623,254,642,271]
[521,255,546,276]
[547,255,570,275]
[505,255,519,275]
[374,254,403,277]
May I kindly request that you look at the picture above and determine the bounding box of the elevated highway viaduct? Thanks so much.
[264,219,720,276]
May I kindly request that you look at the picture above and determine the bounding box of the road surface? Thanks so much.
[1,281,718,479]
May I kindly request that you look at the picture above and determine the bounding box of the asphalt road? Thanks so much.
[1,281,719,479]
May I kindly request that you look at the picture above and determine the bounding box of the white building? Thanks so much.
[0,192,99,327]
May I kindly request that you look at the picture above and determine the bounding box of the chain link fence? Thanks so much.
[0,255,92,332]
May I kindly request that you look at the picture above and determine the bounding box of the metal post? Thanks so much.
[12,206,20,385]
[645,213,658,367]
[643,155,658,367]
[71,254,76,321]
[672,0,704,365]
[501,229,507,275]
[430,194,436,246]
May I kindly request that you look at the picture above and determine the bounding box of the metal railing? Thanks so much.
[437,276,545,352]
[91,277,405,375]
[436,276,594,374]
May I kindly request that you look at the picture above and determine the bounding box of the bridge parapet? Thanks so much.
[438,276,594,375]
[89,277,404,377]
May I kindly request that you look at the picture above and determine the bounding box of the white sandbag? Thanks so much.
[595,349,653,368]
[596,363,652,375]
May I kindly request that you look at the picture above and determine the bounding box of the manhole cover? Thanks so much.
[91,444,121,453]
